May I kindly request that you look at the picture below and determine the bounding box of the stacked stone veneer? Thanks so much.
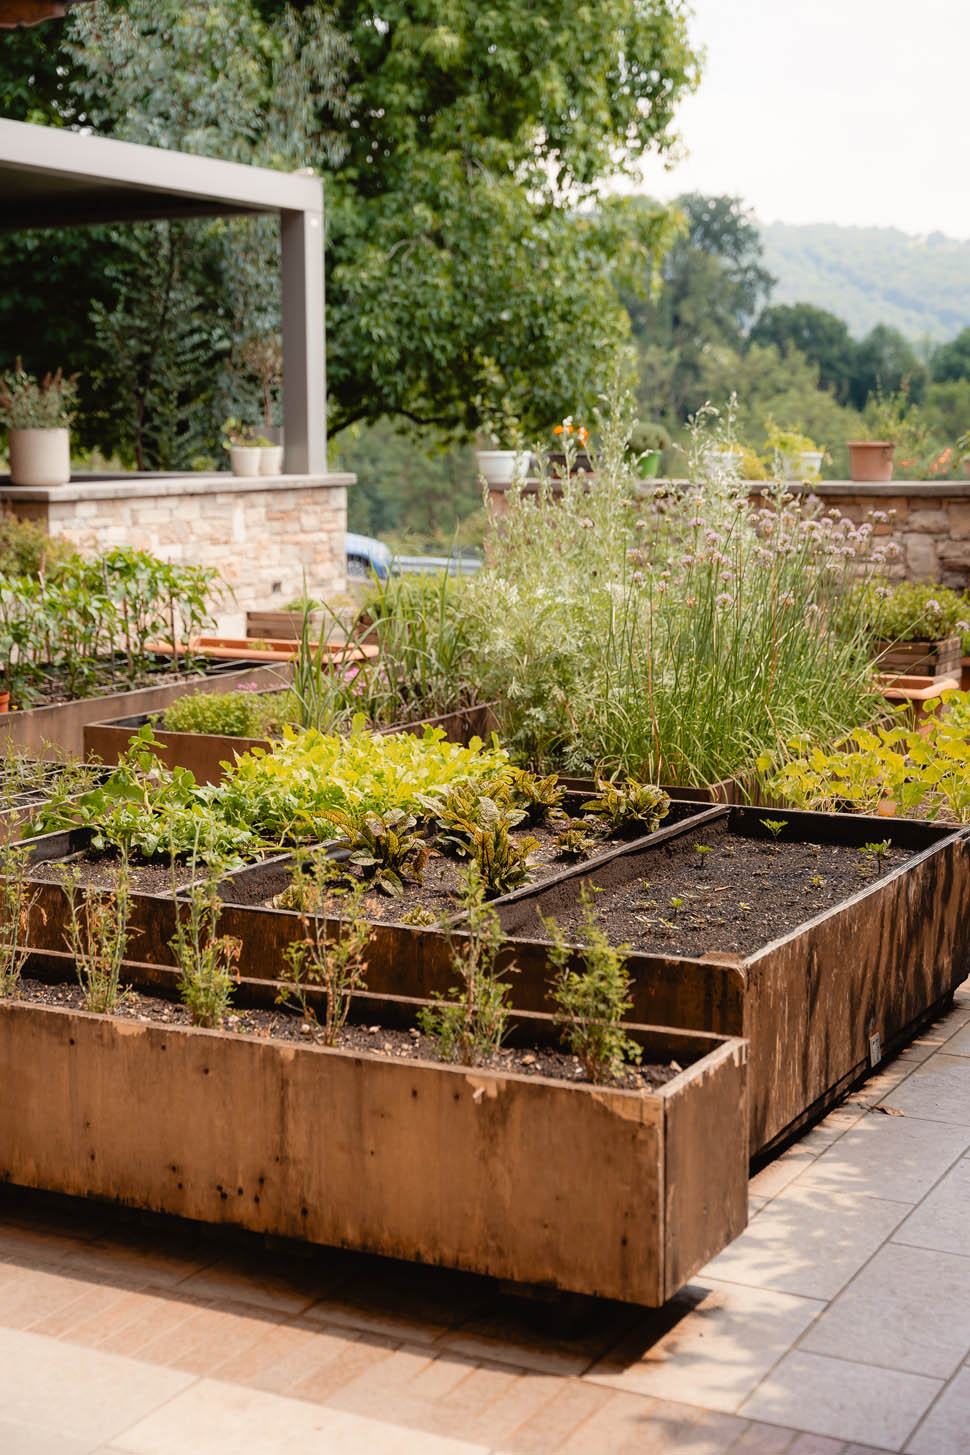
[0,472,354,634]
[759,482,970,590]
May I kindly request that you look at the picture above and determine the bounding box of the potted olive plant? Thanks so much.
[222,418,280,478]
[235,335,284,474]
[0,360,78,487]
[764,422,825,481]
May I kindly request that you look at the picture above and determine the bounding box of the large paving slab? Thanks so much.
[0,990,967,1452]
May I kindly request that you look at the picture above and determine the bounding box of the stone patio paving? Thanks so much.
[2,987,970,1453]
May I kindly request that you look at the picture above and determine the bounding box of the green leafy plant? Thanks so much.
[471,818,538,898]
[159,687,297,739]
[277,855,371,1045]
[581,776,670,836]
[760,818,788,840]
[169,846,240,1028]
[425,778,521,855]
[418,862,515,1065]
[553,820,602,860]
[400,904,438,926]
[0,844,37,998]
[63,852,135,1013]
[851,578,970,648]
[542,885,642,1086]
[507,768,566,825]
[759,693,970,823]
[0,359,78,430]
[332,807,429,897]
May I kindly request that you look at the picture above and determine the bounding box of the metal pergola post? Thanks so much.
[0,119,328,475]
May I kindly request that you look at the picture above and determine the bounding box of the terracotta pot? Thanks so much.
[847,440,894,483]
[0,692,10,714]
[8,427,70,486]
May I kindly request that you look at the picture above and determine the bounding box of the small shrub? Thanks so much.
[277,856,371,1044]
[169,854,240,1028]
[63,854,135,1013]
[0,844,37,998]
[418,862,515,1065]
[542,886,642,1085]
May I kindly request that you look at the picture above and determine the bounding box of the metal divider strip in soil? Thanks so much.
[0,990,748,1304]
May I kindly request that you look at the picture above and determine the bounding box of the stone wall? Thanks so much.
[749,481,970,590]
[0,471,354,634]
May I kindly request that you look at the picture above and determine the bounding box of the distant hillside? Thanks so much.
[758,222,970,343]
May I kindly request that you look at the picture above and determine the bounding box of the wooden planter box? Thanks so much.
[0,996,747,1305]
[0,662,289,760]
[490,806,970,1156]
[82,701,500,782]
[874,635,962,680]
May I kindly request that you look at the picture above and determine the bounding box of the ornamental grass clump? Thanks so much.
[464,389,888,786]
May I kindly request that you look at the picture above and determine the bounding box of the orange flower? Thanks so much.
[577,426,589,444]
[553,424,564,436]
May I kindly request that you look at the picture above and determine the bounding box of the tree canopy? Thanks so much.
[0,0,701,464]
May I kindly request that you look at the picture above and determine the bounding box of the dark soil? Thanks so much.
[11,658,222,711]
[505,820,910,959]
[28,852,201,895]
[218,805,701,924]
[16,977,678,1091]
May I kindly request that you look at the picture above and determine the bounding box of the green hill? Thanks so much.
[758,222,970,343]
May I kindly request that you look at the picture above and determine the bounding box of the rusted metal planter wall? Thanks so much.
[83,701,500,782]
[493,807,970,1156]
[1,663,290,760]
[0,999,747,1305]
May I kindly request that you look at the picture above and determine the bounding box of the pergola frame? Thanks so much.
[0,118,327,473]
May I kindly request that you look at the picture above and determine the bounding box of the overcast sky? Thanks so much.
[632,0,970,238]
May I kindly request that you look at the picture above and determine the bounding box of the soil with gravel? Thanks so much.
[506,819,910,959]
[16,976,679,1091]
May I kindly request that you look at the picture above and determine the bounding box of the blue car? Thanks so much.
[345,532,392,581]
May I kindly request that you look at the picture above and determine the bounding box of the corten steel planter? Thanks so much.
[13,807,720,996]
[146,635,380,665]
[0,997,748,1305]
[874,636,962,681]
[0,661,290,760]
[83,700,500,783]
[488,805,970,1157]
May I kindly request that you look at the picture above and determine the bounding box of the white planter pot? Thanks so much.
[7,428,70,487]
[229,446,262,478]
[476,450,531,485]
[781,450,824,480]
[258,445,284,476]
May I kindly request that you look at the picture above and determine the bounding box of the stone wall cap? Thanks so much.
[0,471,356,503]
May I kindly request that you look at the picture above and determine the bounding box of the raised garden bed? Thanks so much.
[208,799,718,926]
[486,805,970,1155]
[0,988,747,1304]
[875,634,962,680]
[147,635,379,665]
[0,661,290,759]
[83,700,500,782]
